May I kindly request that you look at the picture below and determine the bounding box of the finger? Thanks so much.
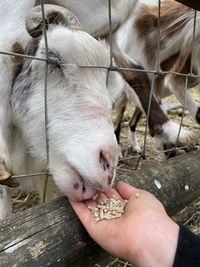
[78,192,108,209]
[104,186,124,200]
[70,200,96,226]
[70,199,117,239]
[96,192,108,202]
[116,181,140,199]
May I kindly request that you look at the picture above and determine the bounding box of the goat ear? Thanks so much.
[26,4,80,38]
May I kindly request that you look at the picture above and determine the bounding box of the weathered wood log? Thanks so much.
[117,149,200,215]
[0,197,108,267]
[0,150,200,266]
[175,0,200,11]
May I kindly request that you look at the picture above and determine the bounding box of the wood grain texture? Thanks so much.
[117,150,200,215]
[0,198,107,267]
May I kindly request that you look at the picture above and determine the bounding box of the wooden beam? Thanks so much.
[175,0,200,11]
[0,197,107,267]
[0,150,200,266]
[117,150,200,215]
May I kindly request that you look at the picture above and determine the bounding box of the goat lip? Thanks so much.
[65,159,95,199]
[80,176,86,192]
[66,160,98,200]
[80,177,97,200]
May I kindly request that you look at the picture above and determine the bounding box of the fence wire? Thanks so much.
[0,0,200,266]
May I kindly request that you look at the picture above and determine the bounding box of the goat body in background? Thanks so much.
[51,0,198,154]
[115,0,200,154]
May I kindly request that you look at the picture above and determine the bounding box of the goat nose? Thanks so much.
[99,150,115,185]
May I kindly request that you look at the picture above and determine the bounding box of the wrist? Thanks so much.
[127,217,179,267]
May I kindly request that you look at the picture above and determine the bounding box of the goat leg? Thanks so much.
[129,106,143,153]
[113,51,193,155]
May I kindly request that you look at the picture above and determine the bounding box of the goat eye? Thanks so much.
[48,51,62,72]
[48,51,59,60]
[48,51,60,64]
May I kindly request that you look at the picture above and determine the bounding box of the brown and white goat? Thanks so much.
[115,0,200,154]
[44,0,195,159]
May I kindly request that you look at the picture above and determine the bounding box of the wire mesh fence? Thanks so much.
[0,0,200,266]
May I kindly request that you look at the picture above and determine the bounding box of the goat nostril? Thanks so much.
[99,151,110,171]
[73,183,80,190]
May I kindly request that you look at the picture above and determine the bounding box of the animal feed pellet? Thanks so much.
[88,196,128,222]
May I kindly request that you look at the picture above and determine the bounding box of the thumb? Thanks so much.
[116,181,140,199]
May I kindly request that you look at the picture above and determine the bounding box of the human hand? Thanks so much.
[70,181,179,267]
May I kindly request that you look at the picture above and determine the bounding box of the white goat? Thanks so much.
[0,2,124,219]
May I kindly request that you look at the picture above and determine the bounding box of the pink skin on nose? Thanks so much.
[72,151,115,201]
[64,144,117,201]
[69,107,117,200]
[73,148,117,200]
[82,184,98,200]
[72,179,98,201]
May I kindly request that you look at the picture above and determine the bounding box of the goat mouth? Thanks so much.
[81,176,103,191]
[80,177,97,200]
[80,176,86,193]
[65,159,101,200]
[79,176,101,200]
